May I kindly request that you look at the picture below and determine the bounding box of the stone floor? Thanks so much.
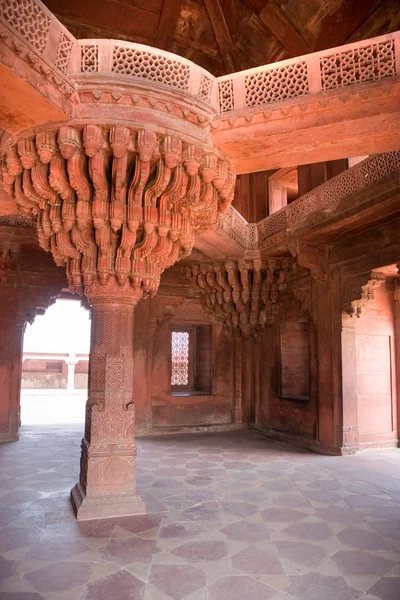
[1,427,400,600]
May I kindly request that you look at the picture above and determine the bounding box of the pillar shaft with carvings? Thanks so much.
[72,284,143,519]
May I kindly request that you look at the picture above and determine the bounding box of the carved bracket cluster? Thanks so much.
[184,258,293,336]
[289,241,329,283]
[343,271,386,317]
[2,125,235,301]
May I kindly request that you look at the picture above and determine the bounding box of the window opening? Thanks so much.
[171,331,190,386]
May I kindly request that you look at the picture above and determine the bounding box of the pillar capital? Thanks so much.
[2,123,235,303]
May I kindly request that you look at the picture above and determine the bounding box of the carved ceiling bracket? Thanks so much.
[184,258,293,336]
[343,271,386,317]
[288,240,330,283]
[2,124,235,303]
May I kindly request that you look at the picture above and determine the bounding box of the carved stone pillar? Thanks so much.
[314,274,343,451]
[71,283,144,520]
[0,287,24,442]
[2,59,235,515]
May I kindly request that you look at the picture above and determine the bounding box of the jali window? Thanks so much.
[171,331,190,386]
[170,325,212,394]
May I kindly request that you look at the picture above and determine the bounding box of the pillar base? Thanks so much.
[0,432,19,443]
[70,483,146,521]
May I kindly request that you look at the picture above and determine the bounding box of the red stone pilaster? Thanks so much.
[0,286,24,442]
[340,317,360,453]
[314,273,343,452]
[71,281,145,520]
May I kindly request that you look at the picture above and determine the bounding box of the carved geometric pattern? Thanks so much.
[0,214,35,227]
[80,44,99,73]
[217,206,249,249]
[171,331,189,385]
[244,62,308,107]
[218,79,234,112]
[320,169,357,210]
[198,74,213,102]
[55,32,74,75]
[287,193,317,229]
[320,40,396,91]
[258,210,287,240]
[112,46,190,90]
[360,151,400,187]
[0,0,51,53]
[199,74,213,102]
[247,223,258,249]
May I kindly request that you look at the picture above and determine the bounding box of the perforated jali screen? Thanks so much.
[171,331,189,386]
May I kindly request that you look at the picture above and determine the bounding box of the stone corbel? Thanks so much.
[292,278,312,318]
[0,245,18,284]
[288,241,329,283]
[185,258,293,336]
[343,271,386,317]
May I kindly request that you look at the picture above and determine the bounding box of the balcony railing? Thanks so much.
[217,32,400,114]
[2,0,399,117]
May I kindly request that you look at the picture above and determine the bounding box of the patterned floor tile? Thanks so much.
[0,427,399,599]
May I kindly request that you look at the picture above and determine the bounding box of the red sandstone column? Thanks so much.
[71,287,145,520]
[314,275,343,451]
[340,317,360,453]
[0,287,24,442]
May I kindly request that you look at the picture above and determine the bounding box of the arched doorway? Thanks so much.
[21,298,90,426]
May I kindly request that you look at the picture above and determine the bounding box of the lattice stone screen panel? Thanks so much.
[81,44,99,73]
[199,74,213,102]
[112,46,190,90]
[287,193,317,229]
[171,332,189,386]
[244,61,308,107]
[320,170,357,210]
[320,40,396,91]
[258,210,288,240]
[218,79,234,113]
[360,151,400,187]
[217,207,250,249]
[0,0,51,53]
[55,32,74,75]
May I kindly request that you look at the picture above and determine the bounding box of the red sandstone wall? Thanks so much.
[132,274,236,432]
[257,293,317,441]
[353,282,398,447]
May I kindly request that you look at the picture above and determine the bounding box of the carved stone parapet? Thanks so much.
[184,258,293,336]
[2,125,235,300]
[343,271,386,317]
